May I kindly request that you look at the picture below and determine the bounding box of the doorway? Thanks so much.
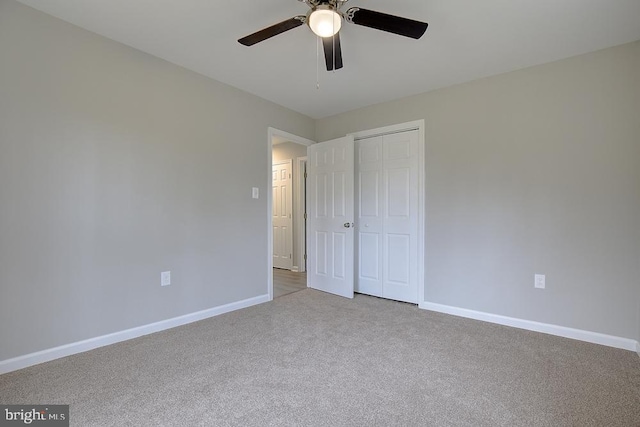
[268,128,314,300]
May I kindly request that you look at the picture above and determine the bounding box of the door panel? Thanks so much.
[315,173,328,218]
[333,171,346,217]
[382,131,419,303]
[387,168,410,217]
[332,232,346,279]
[359,233,379,279]
[307,136,354,299]
[359,170,379,217]
[355,136,383,297]
[387,233,410,284]
[315,231,327,275]
[355,130,419,303]
[273,160,293,270]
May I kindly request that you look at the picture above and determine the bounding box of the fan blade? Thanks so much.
[238,16,305,46]
[322,33,343,71]
[346,8,428,39]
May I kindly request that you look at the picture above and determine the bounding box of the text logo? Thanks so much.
[0,406,68,427]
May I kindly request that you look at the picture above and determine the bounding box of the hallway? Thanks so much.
[273,268,306,298]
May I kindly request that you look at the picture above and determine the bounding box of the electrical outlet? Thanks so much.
[161,271,171,287]
[534,274,545,289]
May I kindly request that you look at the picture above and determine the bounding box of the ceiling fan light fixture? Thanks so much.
[308,6,342,38]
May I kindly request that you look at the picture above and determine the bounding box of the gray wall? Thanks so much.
[272,141,308,163]
[317,41,640,342]
[0,0,314,360]
[272,142,309,270]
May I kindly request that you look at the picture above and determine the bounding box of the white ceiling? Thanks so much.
[16,0,640,119]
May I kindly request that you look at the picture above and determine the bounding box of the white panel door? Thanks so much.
[307,136,354,298]
[273,159,293,270]
[382,131,418,303]
[355,136,383,297]
[355,130,419,303]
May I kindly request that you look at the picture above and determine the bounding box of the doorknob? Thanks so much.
[343,222,354,228]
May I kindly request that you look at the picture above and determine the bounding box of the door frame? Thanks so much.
[267,128,315,301]
[295,156,307,273]
[348,120,426,305]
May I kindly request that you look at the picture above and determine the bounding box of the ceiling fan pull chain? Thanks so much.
[316,35,320,89]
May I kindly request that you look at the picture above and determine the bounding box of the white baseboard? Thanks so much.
[0,294,270,375]
[419,301,639,353]
[291,266,299,272]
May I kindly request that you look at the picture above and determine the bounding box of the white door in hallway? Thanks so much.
[307,136,354,298]
[355,130,419,303]
[273,159,293,270]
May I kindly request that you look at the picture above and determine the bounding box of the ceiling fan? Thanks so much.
[238,0,428,71]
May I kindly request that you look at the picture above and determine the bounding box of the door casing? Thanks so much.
[268,128,314,301]
[295,156,307,272]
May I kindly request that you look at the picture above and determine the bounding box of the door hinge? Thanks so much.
[304,172,307,179]
[304,212,307,220]
[290,254,292,259]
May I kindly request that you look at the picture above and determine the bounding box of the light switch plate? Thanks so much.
[252,187,259,199]
[161,271,171,287]
[534,274,545,289]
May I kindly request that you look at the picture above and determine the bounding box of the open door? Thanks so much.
[306,136,354,298]
[272,159,293,270]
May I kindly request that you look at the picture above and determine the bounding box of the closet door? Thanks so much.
[355,130,419,303]
[382,131,419,303]
[355,136,384,297]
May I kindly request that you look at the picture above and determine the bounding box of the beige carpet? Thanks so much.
[1,289,639,426]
